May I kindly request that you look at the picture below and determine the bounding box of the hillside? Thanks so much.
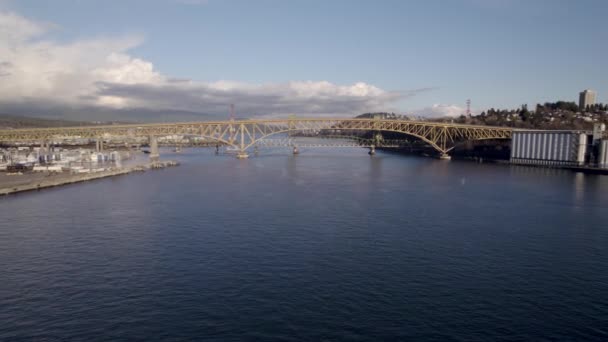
[0,114,127,129]
[432,102,608,130]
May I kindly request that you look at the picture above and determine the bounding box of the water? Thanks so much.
[1,147,607,341]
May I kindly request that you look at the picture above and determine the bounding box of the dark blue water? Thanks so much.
[1,148,608,341]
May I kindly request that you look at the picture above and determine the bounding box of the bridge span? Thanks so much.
[0,118,514,159]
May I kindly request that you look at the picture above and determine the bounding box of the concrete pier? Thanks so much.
[368,145,376,155]
[39,140,51,154]
[236,151,249,159]
[149,136,160,162]
[1,168,133,196]
[95,138,104,152]
[0,161,179,196]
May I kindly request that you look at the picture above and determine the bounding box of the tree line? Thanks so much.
[442,101,608,130]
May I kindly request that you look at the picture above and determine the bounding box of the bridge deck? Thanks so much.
[0,118,514,155]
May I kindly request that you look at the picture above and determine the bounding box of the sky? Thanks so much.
[0,0,607,121]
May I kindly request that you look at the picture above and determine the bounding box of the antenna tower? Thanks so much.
[466,99,471,116]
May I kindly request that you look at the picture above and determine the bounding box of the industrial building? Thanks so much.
[0,147,127,173]
[510,131,588,166]
[510,124,607,168]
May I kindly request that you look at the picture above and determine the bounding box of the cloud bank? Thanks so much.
[0,11,412,121]
[413,104,468,118]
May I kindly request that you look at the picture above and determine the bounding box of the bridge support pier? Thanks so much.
[39,141,48,154]
[149,136,160,162]
[439,153,451,160]
[235,122,249,159]
[368,145,376,155]
[95,138,104,152]
[236,150,249,159]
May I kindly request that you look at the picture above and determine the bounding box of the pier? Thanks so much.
[0,161,179,196]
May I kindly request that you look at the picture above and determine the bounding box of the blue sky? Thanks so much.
[0,0,606,120]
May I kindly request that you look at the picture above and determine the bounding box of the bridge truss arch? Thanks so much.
[0,118,513,156]
[217,119,513,156]
[238,127,445,153]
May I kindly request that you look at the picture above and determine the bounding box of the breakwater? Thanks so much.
[0,161,179,196]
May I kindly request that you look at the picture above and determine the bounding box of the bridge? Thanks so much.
[254,136,413,148]
[0,118,513,159]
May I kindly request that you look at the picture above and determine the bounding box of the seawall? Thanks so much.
[0,161,178,196]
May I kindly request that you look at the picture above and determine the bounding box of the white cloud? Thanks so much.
[413,104,467,118]
[0,10,412,120]
[93,80,402,117]
[0,11,151,107]
[0,10,49,41]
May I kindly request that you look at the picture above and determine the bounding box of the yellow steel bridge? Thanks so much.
[0,118,513,157]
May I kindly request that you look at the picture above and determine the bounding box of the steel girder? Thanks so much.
[0,118,513,154]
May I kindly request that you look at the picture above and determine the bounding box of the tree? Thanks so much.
[519,104,529,114]
[536,103,544,113]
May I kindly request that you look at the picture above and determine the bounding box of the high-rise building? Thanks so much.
[579,89,597,110]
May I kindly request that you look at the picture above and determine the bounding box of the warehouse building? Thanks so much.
[510,131,589,166]
[510,124,608,168]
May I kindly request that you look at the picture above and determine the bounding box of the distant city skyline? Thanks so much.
[0,0,607,121]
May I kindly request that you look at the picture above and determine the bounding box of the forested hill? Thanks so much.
[357,102,608,130]
[0,114,126,129]
[433,102,608,130]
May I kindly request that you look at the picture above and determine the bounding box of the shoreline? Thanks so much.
[0,161,178,196]
[381,149,608,175]
[459,158,608,175]
[2,151,606,198]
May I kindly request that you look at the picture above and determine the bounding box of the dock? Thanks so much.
[0,161,179,196]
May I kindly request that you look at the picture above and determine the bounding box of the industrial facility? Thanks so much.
[0,146,128,174]
[510,123,607,168]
